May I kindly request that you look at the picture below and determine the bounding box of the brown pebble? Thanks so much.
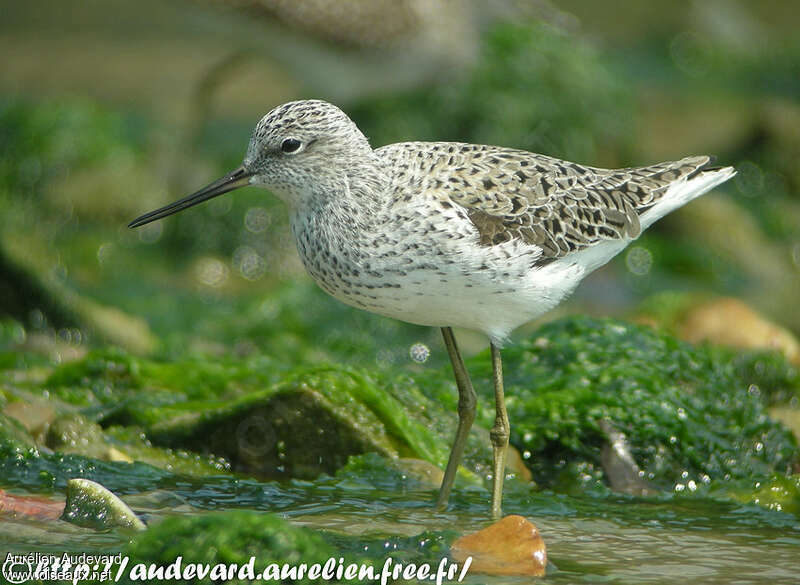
[680,297,800,364]
[451,514,547,577]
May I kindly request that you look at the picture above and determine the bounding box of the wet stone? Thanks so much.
[451,514,547,577]
[60,478,146,531]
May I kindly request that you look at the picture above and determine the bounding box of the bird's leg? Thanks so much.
[436,327,477,510]
[489,342,509,519]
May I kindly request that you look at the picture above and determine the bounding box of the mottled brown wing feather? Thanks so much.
[379,142,711,260]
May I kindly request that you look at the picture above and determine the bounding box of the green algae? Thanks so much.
[123,504,456,585]
[445,316,799,491]
[4,316,799,505]
[124,511,335,585]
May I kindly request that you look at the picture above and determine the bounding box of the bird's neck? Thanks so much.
[297,154,387,228]
[290,155,389,257]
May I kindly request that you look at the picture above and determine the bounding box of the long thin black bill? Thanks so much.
[128,166,254,228]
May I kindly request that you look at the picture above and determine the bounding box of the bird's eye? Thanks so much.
[281,138,302,154]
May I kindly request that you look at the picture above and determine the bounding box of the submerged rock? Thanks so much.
[451,515,547,577]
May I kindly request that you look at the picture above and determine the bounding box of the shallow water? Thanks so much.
[3,472,798,584]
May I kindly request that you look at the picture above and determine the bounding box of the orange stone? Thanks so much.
[451,515,547,577]
[679,297,800,365]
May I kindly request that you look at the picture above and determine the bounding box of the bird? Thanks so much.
[129,99,736,518]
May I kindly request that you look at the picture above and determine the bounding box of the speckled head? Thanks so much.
[244,100,374,205]
[127,99,374,228]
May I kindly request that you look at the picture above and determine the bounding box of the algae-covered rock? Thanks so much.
[61,478,146,531]
[8,313,798,504]
[144,368,446,479]
[46,413,131,462]
[452,316,799,491]
[39,345,530,485]
[124,511,334,585]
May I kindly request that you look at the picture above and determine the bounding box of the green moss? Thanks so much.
[447,316,799,490]
[124,511,334,585]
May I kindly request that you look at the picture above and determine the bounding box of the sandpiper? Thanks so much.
[130,99,736,517]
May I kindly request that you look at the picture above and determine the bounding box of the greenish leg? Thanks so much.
[489,343,509,519]
[436,327,477,510]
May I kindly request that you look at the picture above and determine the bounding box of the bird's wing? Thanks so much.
[377,142,713,262]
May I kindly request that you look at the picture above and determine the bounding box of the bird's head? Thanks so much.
[128,100,373,228]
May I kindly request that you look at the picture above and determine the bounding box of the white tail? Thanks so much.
[640,164,737,230]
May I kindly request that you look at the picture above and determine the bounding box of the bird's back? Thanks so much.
[376,141,734,265]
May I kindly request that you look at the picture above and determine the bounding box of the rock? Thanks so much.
[47,413,104,452]
[504,439,534,483]
[0,412,38,451]
[3,398,57,439]
[598,418,655,496]
[678,297,800,365]
[145,369,447,480]
[469,425,534,484]
[451,515,546,577]
[1,235,159,355]
[61,478,146,531]
[44,413,134,463]
[675,196,800,332]
[769,406,800,443]
[0,489,64,520]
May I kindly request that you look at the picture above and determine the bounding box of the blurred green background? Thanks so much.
[1,0,798,369]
